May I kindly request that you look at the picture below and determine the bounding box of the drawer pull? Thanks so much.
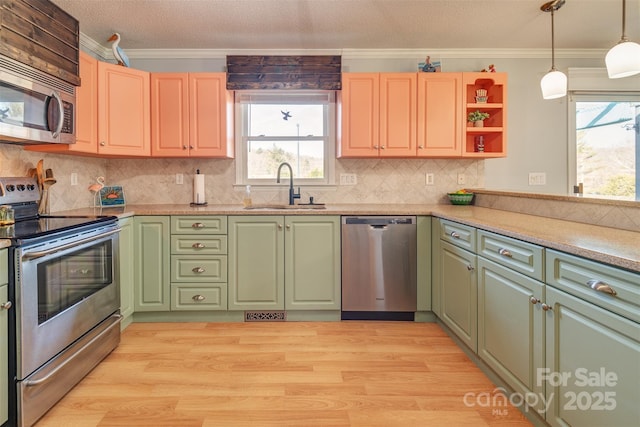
[1,301,12,310]
[530,297,540,305]
[498,248,513,258]
[192,223,205,229]
[192,242,205,249]
[587,280,617,296]
[192,294,206,302]
[450,231,461,239]
[192,267,205,274]
[466,264,475,271]
[541,303,552,311]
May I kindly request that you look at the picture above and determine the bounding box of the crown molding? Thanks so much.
[80,33,608,61]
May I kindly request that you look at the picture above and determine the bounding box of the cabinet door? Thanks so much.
[190,73,234,157]
[98,61,150,156]
[151,73,190,156]
[438,241,477,351]
[284,216,340,310]
[74,51,99,153]
[545,287,640,427]
[118,217,135,321]
[338,73,379,157]
[379,73,417,157]
[228,216,284,310]
[417,73,462,157]
[0,284,8,425]
[134,216,170,311]
[477,258,545,412]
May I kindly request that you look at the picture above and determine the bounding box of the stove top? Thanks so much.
[0,176,117,245]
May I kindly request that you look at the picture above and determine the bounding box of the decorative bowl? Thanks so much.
[447,193,474,205]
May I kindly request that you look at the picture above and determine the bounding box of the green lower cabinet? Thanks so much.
[284,216,340,310]
[477,257,545,413]
[544,286,640,427]
[416,216,432,312]
[228,215,341,312]
[134,216,171,311]
[228,216,284,310]
[171,284,227,310]
[118,217,135,322]
[438,240,477,351]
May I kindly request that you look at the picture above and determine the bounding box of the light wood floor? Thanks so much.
[35,321,533,427]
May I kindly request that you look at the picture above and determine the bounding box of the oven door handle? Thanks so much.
[22,228,120,261]
[23,313,122,387]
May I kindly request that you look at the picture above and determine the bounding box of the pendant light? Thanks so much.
[540,0,567,99]
[605,0,640,78]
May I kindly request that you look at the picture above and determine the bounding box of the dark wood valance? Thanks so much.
[226,55,341,90]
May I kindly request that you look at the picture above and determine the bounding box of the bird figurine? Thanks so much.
[108,33,130,67]
[88,176,106,207]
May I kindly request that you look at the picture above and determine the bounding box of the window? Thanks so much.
[570,95,639,201]
[235,91,335,186]
[567,69,640,201]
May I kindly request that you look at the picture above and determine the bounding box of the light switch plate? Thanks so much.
[340,173,357,185]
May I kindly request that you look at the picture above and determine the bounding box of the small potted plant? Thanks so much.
[468,110,490,127]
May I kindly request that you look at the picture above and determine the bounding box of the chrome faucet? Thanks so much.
[276,162,301,205]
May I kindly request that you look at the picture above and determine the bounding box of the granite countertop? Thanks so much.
[12,203,640,273]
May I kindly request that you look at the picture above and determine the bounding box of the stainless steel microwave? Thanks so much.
[0,55,75,144]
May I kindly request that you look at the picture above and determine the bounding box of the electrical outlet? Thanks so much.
[528,172,546,185]
[70,172,78,186]
[457,173,466,185]
[425,173,434,185]
[176,173,184,184]
[339,173,357,185]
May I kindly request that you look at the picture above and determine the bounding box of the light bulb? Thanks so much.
[605,40,640,78]
[540,70,567,99]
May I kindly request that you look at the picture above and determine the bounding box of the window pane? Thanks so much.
[247,139,325,179]
[576,101,638,200]
[249,104,325,137]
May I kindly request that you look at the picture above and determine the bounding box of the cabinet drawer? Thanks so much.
[546,249,639,323]
[171,255,227,282]
[171,216,227,234]
[171,235,227,255]
[439,219,476,251]
[477,230,544,281]
[171,284,227,311]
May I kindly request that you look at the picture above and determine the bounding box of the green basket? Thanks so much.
[447,193,474,205]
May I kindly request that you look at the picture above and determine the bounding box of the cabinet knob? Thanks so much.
[466,264,474,271]
[192,223,205,229]
[1,301,12,310]
[587,279,617,296]
[100,141,106,146]
[192,242,205,249]
[380,145,385,149]
[498,248,513,258]
[530,296,540,305]
[192,267,205,274]
[183,145,188,150]
[192,294,205,302]
[541,303,552,311]
[189,145,194,150]
[286,224,291,230]
[450,231,461,239]
[418,145,424,149]
[373,145,379,149]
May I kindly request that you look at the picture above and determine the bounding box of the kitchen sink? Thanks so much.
[243,203,326,210]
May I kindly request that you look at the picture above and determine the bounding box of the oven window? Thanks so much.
[37,240,113,324]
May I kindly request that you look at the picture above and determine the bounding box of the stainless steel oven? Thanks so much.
[1,177,121,427]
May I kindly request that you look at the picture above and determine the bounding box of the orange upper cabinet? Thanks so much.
[338,73,416,158]
[98,61,150,156]
[151,73,234,158]
[462,72,507,158]
[417,73,463,157]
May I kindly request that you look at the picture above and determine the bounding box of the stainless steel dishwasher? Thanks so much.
[341,216,417,320]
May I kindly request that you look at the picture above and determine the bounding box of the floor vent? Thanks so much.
[245,311,287,322]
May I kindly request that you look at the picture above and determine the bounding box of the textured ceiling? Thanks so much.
[50,0,640,52]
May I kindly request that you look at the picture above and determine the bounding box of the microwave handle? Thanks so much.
[49,91,64,138]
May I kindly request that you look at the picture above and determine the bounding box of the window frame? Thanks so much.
[234,90,336,187]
